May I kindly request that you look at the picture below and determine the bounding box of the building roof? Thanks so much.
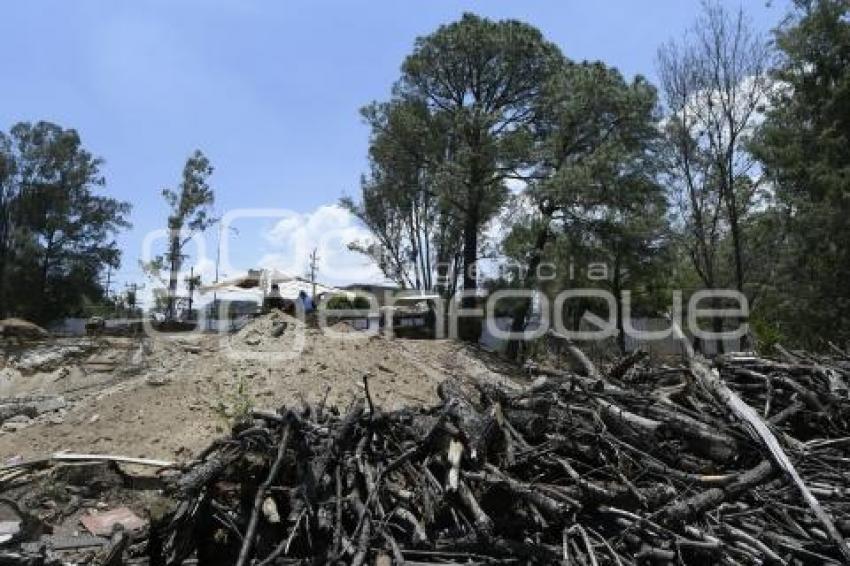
[199,269,343,300]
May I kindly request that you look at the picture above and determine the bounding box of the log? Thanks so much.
[673,323,850,562]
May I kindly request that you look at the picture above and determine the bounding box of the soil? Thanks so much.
[0,312,522,463]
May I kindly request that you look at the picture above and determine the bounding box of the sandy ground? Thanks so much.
[0,312,522,463]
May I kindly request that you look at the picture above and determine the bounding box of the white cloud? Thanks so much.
[133,205,388,310]
[259,204,387,286]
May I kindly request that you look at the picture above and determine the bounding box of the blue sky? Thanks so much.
[1,1,789,303]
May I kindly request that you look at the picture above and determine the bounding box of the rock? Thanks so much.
[33,396,66,414]
[0,367,22,385]
[262,497,280,523]
[0,396,65,423]
[0,404,37,423]
[45,413,65,425]
[0,318,48,340]
[4,414,32,425]
[51,462,122,490]
[13,343,93,373]
[51,366,70,381]
[1,421,29,432]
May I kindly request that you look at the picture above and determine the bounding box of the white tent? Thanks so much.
[200,269,294,295]
[273,279,342,300]
[200,268,342,300]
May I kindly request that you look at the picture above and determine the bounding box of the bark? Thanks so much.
[459,210,480,342]
[506,204,554,360]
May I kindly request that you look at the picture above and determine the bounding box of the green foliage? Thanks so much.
[342,98,452,290]
[749,0,850,347]
[212,374,254,427]
[349,13,563,312]
[324,295,353,310]
[0,122,130,322]
[151,150,216,319]
[346,4,850,351]
[321,295,372,311]
[162,150,216,234]
[501,60,669,353]
[750,316,785,354]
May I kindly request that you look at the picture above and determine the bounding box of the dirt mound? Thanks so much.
[0,318,48,340]
[233,311,302,348]
[0,325,522,463]
[327,320,354,333]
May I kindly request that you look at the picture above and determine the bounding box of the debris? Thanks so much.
[135,347,850,564]
[146,375,170,386]
[4,313,847,564]
[40,533,109,550]
[0,405,36,424]
[1,452,175,471]
[0,520,20,543]
[261,497,280,524]
[80,507,146,537]
[1,415,32,433]
[0,396,67,427]
[11,342,95,374]
[0,318,48,341]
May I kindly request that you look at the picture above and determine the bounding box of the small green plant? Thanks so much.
[212,374,254,426]
[324,295,353,310]
[750,317,783,354]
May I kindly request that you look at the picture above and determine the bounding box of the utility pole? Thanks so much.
[307,248,319,299]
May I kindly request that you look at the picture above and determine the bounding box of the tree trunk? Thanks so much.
[459,210,480,342]
[712,293,725,355]
[506,206,553,359]
[167,230,181,320]
[0,195,9,318]
[0,226,8,317]
[721,155,747,351]
[614,252,625,354]
[39,232,55,322]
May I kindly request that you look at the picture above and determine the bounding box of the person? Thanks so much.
[298,290,315,313]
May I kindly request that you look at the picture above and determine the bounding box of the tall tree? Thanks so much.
[160,150,216,320]
[750,0,850,347]
[504,62,663,357]
[0,122,130,321]
[0,132,17,315]
[396,13,563,339]
[658,2,771,297]
[343,98,460,293]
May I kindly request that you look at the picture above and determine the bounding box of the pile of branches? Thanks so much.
[148,341,850,565]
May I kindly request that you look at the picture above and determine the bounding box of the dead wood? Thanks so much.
[6,339,850,565]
